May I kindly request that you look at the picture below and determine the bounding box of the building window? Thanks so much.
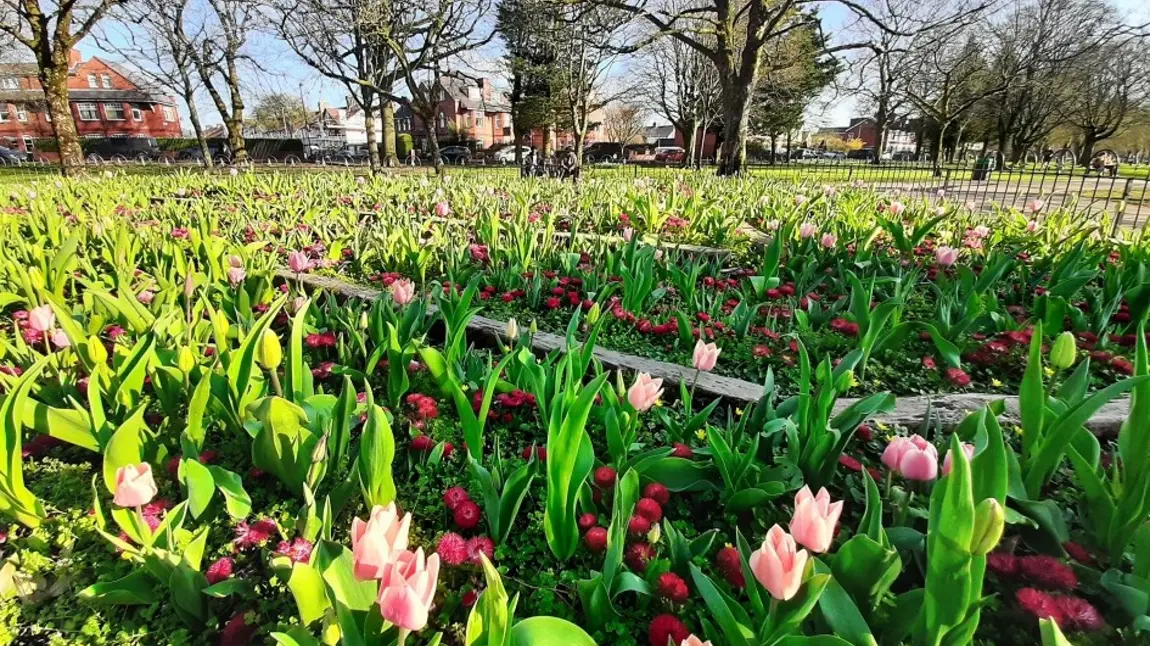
[15,105,27,122]
[103,103,125,120]
[101,74,112,89]
[463,114,471,128]
[476,113,484,128]
[87,74,98,88]
[437,113,446,129]
[0,107,7,123]
[162,105,176,122]
[0,77,17,90]
[131,106,143,121]
[23,136,34,152]
[77,103,99,121]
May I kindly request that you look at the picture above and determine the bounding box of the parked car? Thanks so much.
[176,142,232,165]
[654,146,686,163]
[323,145,371,165]
[847,148,876,161]
[820,151,845,160]
[439,146,471,164]
[489,145,532,164]
[584,142,625,163]
[84,137,161,162]
[0,146,28,165]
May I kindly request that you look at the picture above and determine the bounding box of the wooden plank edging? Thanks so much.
[282,270,1131,434]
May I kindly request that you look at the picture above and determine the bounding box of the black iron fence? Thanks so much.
[3,157,1147,229]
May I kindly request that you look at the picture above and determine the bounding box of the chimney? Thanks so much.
[68,48,82,67]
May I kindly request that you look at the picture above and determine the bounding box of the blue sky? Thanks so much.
[74,0,1149,132]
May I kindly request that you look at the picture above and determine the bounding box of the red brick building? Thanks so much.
[396,75,602,152]
[0,50,182,156]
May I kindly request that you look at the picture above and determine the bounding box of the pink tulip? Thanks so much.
[390,279,416,306]
[227,267,246,286]
[434,201,451,217]
[935,246,959,267]
[799,222,817,239]
[377,548,440,633]
[628,372,664,412]
[137,290,155,305]
[654,249,664,261]
[288,251,314,273]
[888,201,906,216]
[794,194,808,206]
[789,486,843,554]
[820,233,837,249]
[27,305,55,333]
[749,525,808,601]
[692,339,721,372]
[352,503,412,581]
[1026,220,1040,233]
[882,434,938,479]
[622,227,634,242]
[681,636,713,646]
[942,442,976,475]
[113,463,158,507]
[970,225,990,239]
[1025,198,1045,214]
[823,185,837,198]
[228,255,243,268]
[184,273,196,298]
[50,329,70,349]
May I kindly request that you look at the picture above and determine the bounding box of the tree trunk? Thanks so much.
[873,100,889,166]
[716,80,752,176]
[769,134,778,165]
[543,124,553,156]
[681,120,698,169]
[39,54,84,175]
[932,123,947,177]
[184,92,213,169]
[426,114,443,175]
[382,101,397,167]
[574,130,585,168]
[1078,130,1098,167]
[363,92,380,174]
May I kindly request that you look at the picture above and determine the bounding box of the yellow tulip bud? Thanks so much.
[647,522,662,545]
[1050,332,1077,370]
[258,329,282,370]
[587,302,601,325]
[87,336,107,365]
[177,346,196,373]
[970,498,1005,556]
[506,317,519,339]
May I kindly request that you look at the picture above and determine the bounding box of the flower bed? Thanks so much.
[0,171,1146,646]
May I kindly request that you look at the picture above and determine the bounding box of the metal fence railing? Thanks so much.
[3,158,1147,230]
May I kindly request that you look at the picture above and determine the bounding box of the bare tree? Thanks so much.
[603,101,647,145]
[639,29,719,167]
[97,0,214,166]
[182,0,257,162]
[1059,44,1150,165]
[269,0,398,171]
[551,2,632,167]
[0,0,124,173]
[587,0,991,175]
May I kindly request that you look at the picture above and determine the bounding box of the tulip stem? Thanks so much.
[269,368,284,398]
[768,597,779,632]
[688,368,700,411]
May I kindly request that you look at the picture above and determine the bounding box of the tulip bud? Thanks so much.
[1050,332,1076,370]
[178,346,196,373]
[87,336,107,365]
[312,433,329,463]
[258,329,282,370]
[970,498,1005,556]
[506,317,519,339]
[587,302,601,325]
[359,311,369,330]
[529,319,537,335]
[647,522,661,545]
[184,273,196,299]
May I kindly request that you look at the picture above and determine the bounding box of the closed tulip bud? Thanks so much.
[648,522,662,545]
[529,319,537,335]
[258,329,282,370]
[184,273,196,299]
[359,311,369,330]
[506,318,519,339]
[587,302,601,325]
[1050,332,1076,370]
[312,433,329,463]
[970,498,1005,555]
[178,346,196,373]
[87,336,107,365]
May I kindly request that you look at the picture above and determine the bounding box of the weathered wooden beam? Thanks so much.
[282,270,1131,433]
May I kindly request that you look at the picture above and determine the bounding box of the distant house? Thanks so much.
[843,117,916,153]
[0,49,182,156]
[395,74,604,152]
[644,123,675,146]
